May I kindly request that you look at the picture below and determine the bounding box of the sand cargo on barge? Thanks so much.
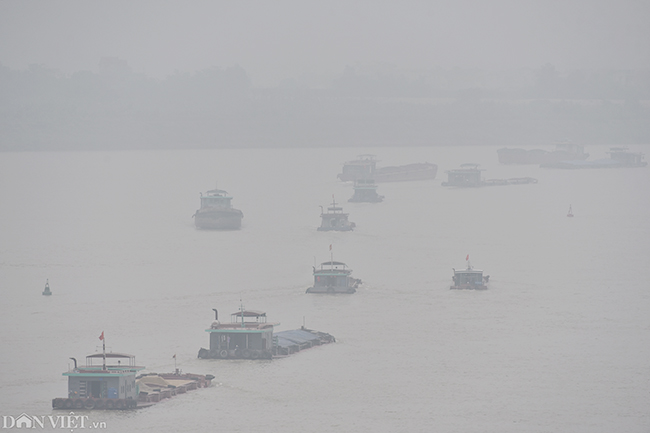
[198,308,335,359]
[338,154,437,182]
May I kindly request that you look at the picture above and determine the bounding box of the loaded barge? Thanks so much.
[338,155,437,182]
[193,188,243,230]
[497,140,589,164]
[52,352,212,410]
[541,147,647,169]
[198,308,335,359]
[441,164,537,187]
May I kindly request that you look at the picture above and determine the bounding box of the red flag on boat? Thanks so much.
[172,354,176,359]
[99,331,104,341]
[466,254,469,261]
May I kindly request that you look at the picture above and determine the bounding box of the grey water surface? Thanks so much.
[1,145,649,432]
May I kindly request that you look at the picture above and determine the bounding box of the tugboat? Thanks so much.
[42,279,52,296]
[348,178,384,203]
[193,188,243,230]
[307,254,361,294]
[318,197,355,231]
[450,256,489,290]
[197,307,335,359]
[338,154,438,182]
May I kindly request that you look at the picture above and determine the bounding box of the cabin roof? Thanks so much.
[86,353,135,359]
[230,310,266,317]
[321,261,346,266]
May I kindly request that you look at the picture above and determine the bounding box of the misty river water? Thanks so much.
[1,145,649,432]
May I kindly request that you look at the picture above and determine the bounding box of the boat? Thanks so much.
[497,139,589,164]
[193,188,243,230]
[567,205,574,217]
[318,197,355,231]
[541,147,647,169]
[42,279,51,296]
[450,257,489,290]
[348,178,384,202]
[197,307,335,359]
[307,260,361,294]
[53,339,212,410]
[442,164,538,187]
[338,155,437,182]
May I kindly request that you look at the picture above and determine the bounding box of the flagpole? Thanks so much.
[102,335,106,371]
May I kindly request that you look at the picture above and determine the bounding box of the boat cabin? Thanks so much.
[307,261,361,294]
[608,147,647,166]
[318,198,355,231]
[450,265,489,290]
[203,309,277,359]
[200,189,233,209]
[442,164,484,187]
[63,353,143,402]
[349,179,384,202]
[338,154,377,181]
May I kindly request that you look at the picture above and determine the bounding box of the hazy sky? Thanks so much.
[1,0,649,86]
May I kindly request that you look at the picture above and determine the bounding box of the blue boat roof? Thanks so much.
[274,329,322,348]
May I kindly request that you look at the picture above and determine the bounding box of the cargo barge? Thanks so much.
[338,155,437,182]
[441,164,537,187]
[318,197,355,231]
[52,351,212,410]
[497,140,589,164]
[541,147,647,169]
[193,188,243,230]
[197,308,335,359]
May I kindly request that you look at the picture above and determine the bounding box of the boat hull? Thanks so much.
[194,208,243,230]
[450,284,488,290]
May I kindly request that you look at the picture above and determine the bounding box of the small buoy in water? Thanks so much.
[42,279,52,296]
[567,205,574,218]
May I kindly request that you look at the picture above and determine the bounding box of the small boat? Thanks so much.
[338,155,437,182]
[497,139,589,164]
[348,178,384,203]
[307,260,361,294]
[197,307,335,359]
[193,188,243,230]
[450,257,489,290]
[42,279,52,296]
[318,197,355,231]
[567,205,574,217]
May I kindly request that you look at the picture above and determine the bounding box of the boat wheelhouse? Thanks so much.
[318,198,355,231]
[442,164,483,187]
[348,178,384,203]
[199,309,277,359]
[337,154,377,181]
[451,262,489,290]
[193,188,243,230]
[52,353,144,410]
[307,261,361,294]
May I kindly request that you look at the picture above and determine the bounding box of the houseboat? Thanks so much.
[307,260,361,294]
[348,178,384,203]
[318,197,355,231]
[197,308,335,359]
[497,139,589,164]
[193,188,243,230]
[450,259,490,290]
[338,155,438,182]
[541,147,647,169]
[442,164,537,187]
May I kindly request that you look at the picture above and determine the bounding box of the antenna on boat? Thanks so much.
[239,295,244,328]
[330,244,333,268]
